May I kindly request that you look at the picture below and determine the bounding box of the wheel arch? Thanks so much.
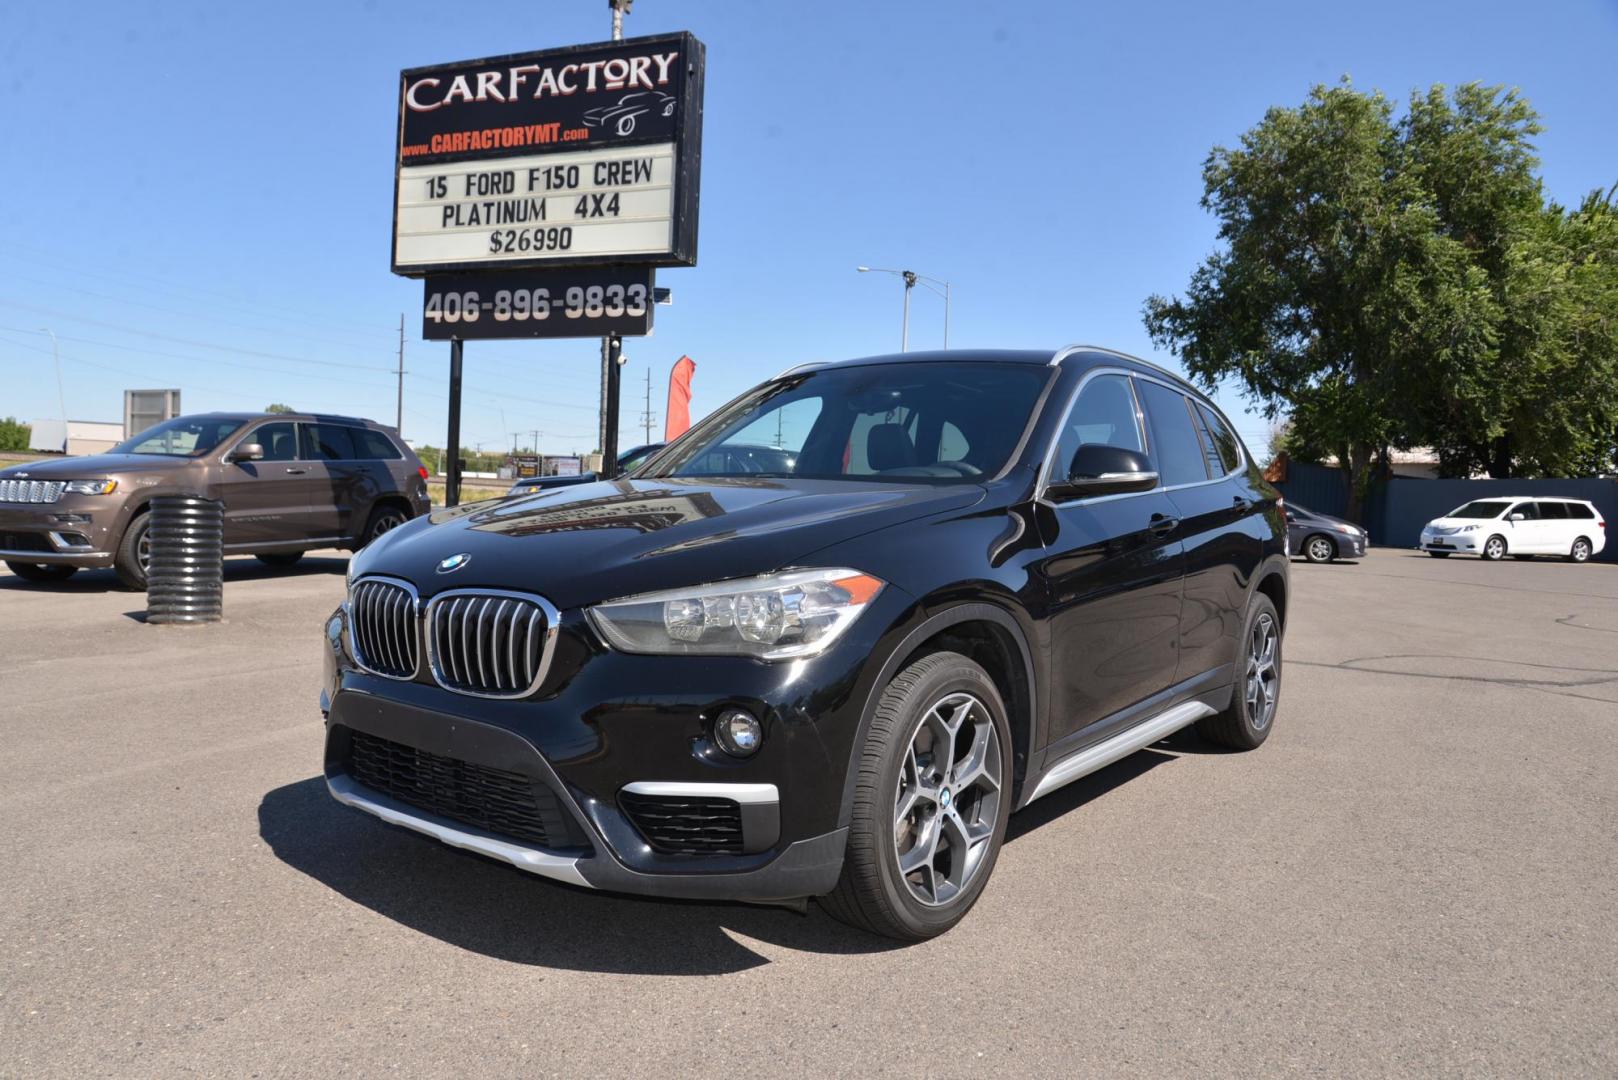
[835,602,1038,830]
[1253,557,1289,631]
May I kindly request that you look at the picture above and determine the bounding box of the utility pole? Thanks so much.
[395,314,406,436]
[38,328,66,439]
[639,366,656,445]
[598,0,633,479]
[530,429,541,455]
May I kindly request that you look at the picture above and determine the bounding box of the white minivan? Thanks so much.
[1420,497,1606,562]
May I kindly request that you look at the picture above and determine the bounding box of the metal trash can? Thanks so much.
[146,495,224,625]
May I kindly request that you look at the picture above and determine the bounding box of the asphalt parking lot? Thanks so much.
[3,548,1615,1077]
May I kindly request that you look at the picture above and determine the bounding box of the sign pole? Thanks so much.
[446,337,463,507]
[598,0,632,482]
[601,334,623,478]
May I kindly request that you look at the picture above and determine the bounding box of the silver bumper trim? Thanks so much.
[621,780,780,805]
[325,773,591,888]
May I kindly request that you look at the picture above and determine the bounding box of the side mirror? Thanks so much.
[231,443,265,463]
[1508,512,1525,521]
[1046,444,1159,500]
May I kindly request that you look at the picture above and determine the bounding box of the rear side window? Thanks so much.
[1568,502,1596,520]
[1196,404,1242,475]
[1536,501,1568,520]
[251,422,299,462]
[1135,379,1209,486]
[354,429,403,460]
[301,423,356,461]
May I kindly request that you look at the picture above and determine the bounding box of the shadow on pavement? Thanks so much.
[262,744,1185,973]
[258,776,904,974]
[0,554,349,594]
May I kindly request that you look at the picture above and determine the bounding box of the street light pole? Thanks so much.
[857,267,950,352]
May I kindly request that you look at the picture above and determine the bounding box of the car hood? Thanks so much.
[1426,516,1494,530]
[352,476,987,611]
[0,453,197,479]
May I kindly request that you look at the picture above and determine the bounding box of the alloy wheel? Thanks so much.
[137,529,151,573]
[1244,612,1279,731]
[893,691,1003,907]
[368,512,406,545]
[1572,539,1590,563]
[1307,537,1333,562]
[1485,537,1505,559]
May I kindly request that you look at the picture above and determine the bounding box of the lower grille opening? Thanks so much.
[0,532,52,553]
[619,791,745,855]
[344,729,589,852]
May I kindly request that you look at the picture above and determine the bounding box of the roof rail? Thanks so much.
[1050,344,1188,384]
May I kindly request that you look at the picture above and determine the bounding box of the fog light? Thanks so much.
[714,709,762,757]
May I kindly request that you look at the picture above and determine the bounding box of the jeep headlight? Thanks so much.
[588,568,885,660]
[63,479,117,495]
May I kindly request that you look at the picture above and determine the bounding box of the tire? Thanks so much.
[1427,551,1451,558]
[1568,537,1592,564]
[819,652,1012,941]
[1303,534,1336,563]
[114,512,151,591]
[1481,535,1507,561]
[1196,592,1281,751]
[255,552,304,568]
[358,503,411,549]
[5,561,78,583]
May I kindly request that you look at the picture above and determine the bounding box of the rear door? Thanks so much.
[1536,501,1578,555]
[1036,373,1185,752]
[297,423,360,542]
[215,420,321,546]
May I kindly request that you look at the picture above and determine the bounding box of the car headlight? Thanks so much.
[588,568,885,660]
[1458,525,1478,533]
[63,479,117,495]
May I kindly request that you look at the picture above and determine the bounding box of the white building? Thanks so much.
[29,419,125,456]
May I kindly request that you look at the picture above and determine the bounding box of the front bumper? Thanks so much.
[0,502,116,566]
[315,594,904,902]
[1420,529,1480,554]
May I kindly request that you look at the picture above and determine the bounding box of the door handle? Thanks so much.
[1149,513,1179,537]
[285,467,308,475]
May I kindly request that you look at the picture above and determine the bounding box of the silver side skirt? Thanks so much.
[1028,700,1216,803]
[326,773,591,888]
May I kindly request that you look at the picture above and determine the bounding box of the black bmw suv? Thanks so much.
[321,348,1288,940]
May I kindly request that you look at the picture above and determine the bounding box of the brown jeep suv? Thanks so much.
[0,412,430,589]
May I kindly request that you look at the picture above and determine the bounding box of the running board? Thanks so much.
[1027,700,1216,803]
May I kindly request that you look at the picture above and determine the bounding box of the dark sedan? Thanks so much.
[1286,501,1368,562]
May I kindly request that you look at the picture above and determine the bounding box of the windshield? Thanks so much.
[112,416,244,457]
[647,361,1051,482]
[1448,500,1510,519]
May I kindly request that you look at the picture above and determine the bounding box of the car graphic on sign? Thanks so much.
[582,91,676,137]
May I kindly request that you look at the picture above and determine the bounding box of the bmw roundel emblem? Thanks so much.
[436,552,471,574]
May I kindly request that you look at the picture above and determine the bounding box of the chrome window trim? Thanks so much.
[345,575,422,682]
[423,587,560,700]
[1035,363,1249,508]
[621,781,780,805]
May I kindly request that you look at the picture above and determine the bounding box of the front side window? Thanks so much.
[648,362,1050,482]
[1449,501,1510,519]
[250,422,299,462]
[1508,502,1539,520]
[113,417,243,457]
[1053,374,1144,480]
[1135,379,1209,486]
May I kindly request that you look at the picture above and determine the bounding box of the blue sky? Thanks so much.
[3,0,1615,458]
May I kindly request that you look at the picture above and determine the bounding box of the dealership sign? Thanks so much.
[392,33,705,276]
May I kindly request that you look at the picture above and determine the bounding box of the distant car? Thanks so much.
[1420,497,1606,562]
[1285,501,1367,562]
[0,412,429,589]
[581,91,676,137]
[507,444,665,497]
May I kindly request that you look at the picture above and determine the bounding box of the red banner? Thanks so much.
[664,355,695,441]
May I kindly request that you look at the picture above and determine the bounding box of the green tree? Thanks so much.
[1145,80,1614,506]
[0,416,31,452]
[264,403,295,414]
